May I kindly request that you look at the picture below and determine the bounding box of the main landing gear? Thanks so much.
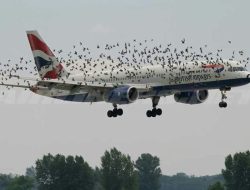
[107,104,123,118]
[219,87,231,108]
[146,96,162,117]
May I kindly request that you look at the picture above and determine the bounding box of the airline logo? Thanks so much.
[202,64,224,74]
[27,31,63,79]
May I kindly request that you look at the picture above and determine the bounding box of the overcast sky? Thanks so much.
[0,0,250,176]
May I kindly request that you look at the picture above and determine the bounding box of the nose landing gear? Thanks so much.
[219,88,230,108]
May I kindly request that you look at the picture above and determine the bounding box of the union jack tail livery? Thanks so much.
[26,31,68,79]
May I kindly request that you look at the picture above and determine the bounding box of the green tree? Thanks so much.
[26,167,36,178]
[208,182,224,190]
[93,167,104,190]
[6,176,34,190]
[0,174,12,189]
[35,154,94,190]
[222,151,250,190]
[101,148,138,190]
[160,174,224,190]
[135,153,161,190]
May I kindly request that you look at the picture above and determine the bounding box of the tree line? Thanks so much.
[0,148,250,190]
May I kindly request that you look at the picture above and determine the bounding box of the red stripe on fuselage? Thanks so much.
[27,34,54,57]
[202,64,224,69]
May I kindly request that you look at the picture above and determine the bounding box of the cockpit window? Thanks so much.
[228,67,247,72]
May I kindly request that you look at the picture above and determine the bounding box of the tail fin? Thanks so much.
[26,31,68,79]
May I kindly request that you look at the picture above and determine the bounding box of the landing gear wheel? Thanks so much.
[156,108,162,116]
[151,109,157,117]
[223,102,228,108]
[219,102,227,108]
[117,108,123,116]
[146,110,152,117]
[113,108,118,117]
[107,104,124,117]
[107,110,113,117]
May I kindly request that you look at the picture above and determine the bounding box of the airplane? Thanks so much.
[1,31,250,117]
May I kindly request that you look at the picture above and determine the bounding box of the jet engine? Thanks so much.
[104,86,139,104]
[174,90,209,104]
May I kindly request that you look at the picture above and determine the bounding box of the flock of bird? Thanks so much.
[0,39,249,96]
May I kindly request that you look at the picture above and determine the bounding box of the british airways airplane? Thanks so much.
[3,31,250,117]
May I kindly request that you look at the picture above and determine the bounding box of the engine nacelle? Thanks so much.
[174,90,209,104]
[104,86,139,104]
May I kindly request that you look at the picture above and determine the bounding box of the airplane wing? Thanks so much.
[0,75,152,92]
[37,79,152,91]
[0,75,35,89]
[0,82,31,89]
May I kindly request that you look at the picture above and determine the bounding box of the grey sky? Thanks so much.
[0,0,250,176]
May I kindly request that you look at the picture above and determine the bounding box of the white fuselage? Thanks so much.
[34,60,250,102]
[71,60,248,86]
